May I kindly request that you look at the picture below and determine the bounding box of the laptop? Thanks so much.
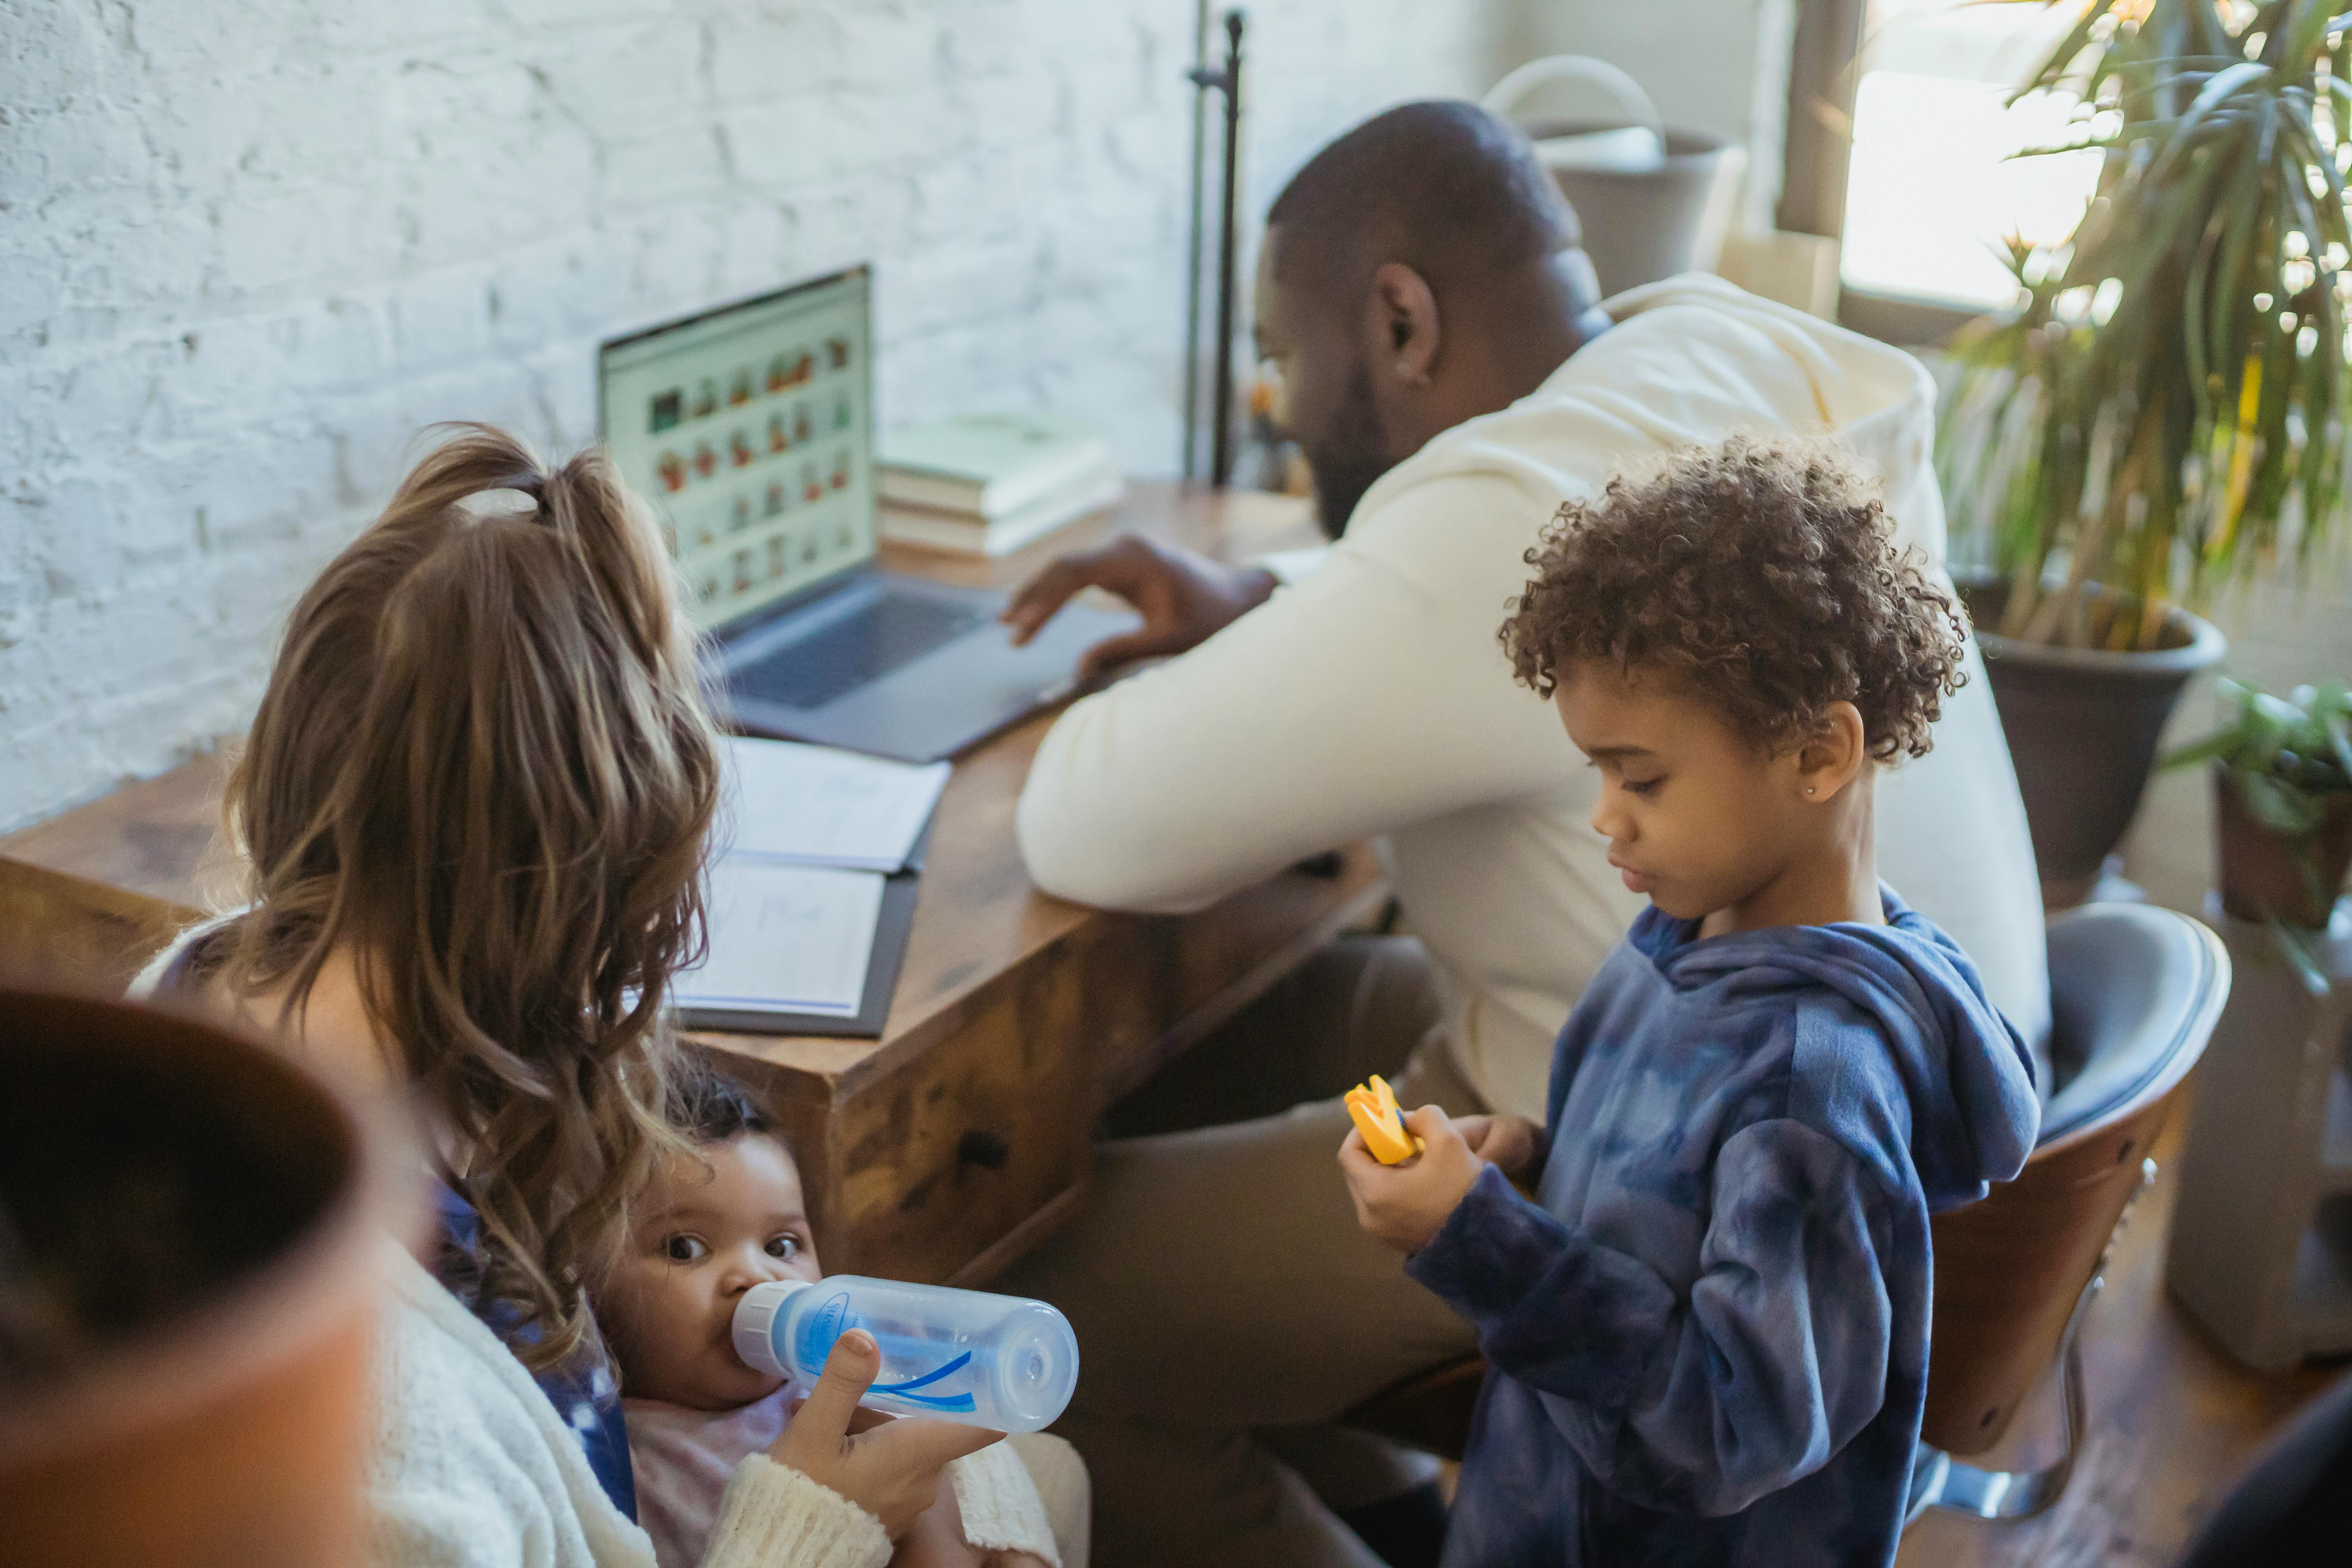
[597,265,1134,763]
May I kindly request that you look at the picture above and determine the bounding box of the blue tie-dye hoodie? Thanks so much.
[1406,886,2038,1568]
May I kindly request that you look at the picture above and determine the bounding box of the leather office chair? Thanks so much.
[1908,901,2226,1521]
[1346,902,2231,1534]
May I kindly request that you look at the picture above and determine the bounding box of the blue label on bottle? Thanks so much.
[792,1289,977,1413]
[795,1290,860,1375]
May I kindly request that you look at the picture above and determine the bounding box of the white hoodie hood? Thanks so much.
[1359,272,1945,563]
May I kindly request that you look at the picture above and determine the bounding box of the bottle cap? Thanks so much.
[731,1279,814,1377]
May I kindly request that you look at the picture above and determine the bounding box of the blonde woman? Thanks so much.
[136,426,1071,1568]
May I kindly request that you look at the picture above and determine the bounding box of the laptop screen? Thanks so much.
[598,266,877,634]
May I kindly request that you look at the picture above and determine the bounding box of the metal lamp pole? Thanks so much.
[1183,10,1246,487]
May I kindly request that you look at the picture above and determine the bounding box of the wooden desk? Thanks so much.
[0,481,1387,1284]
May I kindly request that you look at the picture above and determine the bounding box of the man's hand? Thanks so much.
[769,1330,1005,1539]
[1000,533,1278,681]
[1452,1113,1544,1182]
[1338,1105,1485,1254]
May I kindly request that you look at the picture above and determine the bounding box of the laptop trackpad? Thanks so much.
[731,590,991,712]
[727,585,1138,763]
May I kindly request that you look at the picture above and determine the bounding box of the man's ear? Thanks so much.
[1365,262,1441,388]
[1795,702,1871,801]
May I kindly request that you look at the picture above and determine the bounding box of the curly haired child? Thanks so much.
[1338,434,2041,1568]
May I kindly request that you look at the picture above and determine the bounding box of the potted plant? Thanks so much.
[0,985,404,1566]
[2162,677,2352,965]
[1935,0,2351,905]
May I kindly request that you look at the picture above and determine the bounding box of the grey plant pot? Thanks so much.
[1969,589,2227,906]
[1530,125,1743,298]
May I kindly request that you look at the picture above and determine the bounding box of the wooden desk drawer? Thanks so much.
[692,944,1092,1286]
[832,971,1091,1285]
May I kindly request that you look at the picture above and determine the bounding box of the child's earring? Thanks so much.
[1805,786,1817,796]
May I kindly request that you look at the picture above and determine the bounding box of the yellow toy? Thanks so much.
[1345,1073,1425,1165]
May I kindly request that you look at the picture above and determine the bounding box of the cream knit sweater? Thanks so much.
[626,1388,1068,1568]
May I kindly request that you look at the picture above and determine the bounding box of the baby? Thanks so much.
[1340,435,2042,1567]
[596,1069,1083,1568]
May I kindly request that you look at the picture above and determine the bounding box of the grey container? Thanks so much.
[1523,121,1746,297]
[1482,55,1746,298]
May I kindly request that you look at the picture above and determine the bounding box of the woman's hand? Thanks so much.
[769,1330,1005,1539]
[1338,1105,1485,1254]
[1450,1113,1544,1181]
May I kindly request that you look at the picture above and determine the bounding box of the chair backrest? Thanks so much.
[0,855,198,995]
[1922,903,2228,1456]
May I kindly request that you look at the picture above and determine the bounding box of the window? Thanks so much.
[1839,0,2106,313]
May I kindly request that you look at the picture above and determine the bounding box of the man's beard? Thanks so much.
[1304,362,1394,540]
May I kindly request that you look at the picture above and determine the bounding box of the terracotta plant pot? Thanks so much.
[1962,579,2227,908]
[0,989,404,1568]
[2212,765,2352,928]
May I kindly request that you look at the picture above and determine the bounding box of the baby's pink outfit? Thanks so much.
[626,1386,802,1568]
[624,1387,1063,1568]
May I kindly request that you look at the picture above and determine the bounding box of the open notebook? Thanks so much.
[674,737,949,1035]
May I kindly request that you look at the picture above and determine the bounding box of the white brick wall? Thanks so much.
[0,0,1513,830]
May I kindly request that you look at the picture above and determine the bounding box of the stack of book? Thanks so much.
[878,412,1124,557]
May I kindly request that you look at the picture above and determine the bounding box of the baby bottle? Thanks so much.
[732,1277,1079,1432]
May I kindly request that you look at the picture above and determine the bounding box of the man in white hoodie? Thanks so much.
[997,102,2047,1568]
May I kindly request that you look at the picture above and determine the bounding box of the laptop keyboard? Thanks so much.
[731,592,989,711]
